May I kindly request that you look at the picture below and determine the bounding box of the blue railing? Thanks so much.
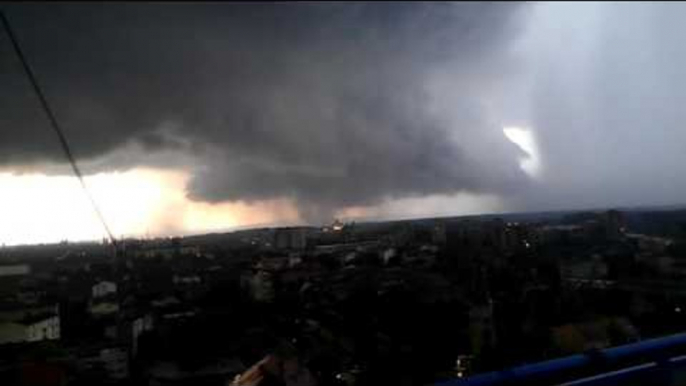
[437,332,686,386]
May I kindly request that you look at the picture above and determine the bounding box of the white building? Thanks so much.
[92,281,117,298]
[0,314,60,345]
[26,314,60,342]
[381,248,397,265]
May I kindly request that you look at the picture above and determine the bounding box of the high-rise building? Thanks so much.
[273,228,307,250]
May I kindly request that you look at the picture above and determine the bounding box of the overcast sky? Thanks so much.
[2,2,686,244]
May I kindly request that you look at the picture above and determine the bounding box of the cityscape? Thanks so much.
[4,2,686,385]
[1,207,686,385]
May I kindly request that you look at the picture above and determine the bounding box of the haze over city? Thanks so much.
[3,2,686,244]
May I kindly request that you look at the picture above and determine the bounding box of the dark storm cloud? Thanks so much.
[0,3,530,221]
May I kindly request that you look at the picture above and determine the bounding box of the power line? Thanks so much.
[0,10,118,248]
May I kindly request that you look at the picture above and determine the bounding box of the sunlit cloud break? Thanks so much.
[0,169,300,245]
[503,126,541,178]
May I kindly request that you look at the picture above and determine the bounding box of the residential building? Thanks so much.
[0,264,30,277]
[274,228,307,250]
[0,313,60,345]
[92,280,117,298]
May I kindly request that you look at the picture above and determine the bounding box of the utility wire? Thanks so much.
[0,10,118,248]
